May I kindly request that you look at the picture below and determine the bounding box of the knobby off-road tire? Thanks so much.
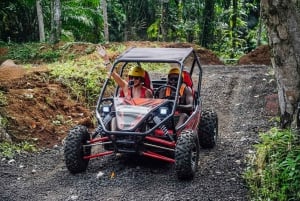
[64,125,91,174]
[175,130,200,180]
[198,109,218,148]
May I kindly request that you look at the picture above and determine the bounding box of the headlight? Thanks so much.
[159,107,168,115]
[102,105,111,113]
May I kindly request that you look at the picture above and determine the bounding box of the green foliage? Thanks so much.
[244,128,300,201]
[5,43,61,63]
[39,50,61,62]
[147,19,161,40]
[104,43,126,54]
[211,1,267,62]
[0,0,37,42]
[48,54,108,106]
[107,0,126,41]
[0,115,8,128]
[0,91,8,106]
[1,0,266,62]
[6,43,40,62]
[62,0,103,43]
[0,141,37,159]
[61,30,75,42]
[213,2,248,61]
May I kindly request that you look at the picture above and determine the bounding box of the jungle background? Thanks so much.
[0,0,266,61]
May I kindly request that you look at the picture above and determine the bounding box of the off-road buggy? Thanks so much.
[64,47,218,180]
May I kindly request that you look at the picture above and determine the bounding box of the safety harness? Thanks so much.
[165,83,187,104]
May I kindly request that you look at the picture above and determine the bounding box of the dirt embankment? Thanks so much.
[0,60,93,147]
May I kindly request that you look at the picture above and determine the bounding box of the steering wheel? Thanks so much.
[154,84,177,99]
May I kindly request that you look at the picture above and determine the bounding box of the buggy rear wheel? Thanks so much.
[175,130,199,180]
[198,109,218,148]
[64,125,91,174]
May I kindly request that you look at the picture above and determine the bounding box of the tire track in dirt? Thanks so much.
[198,65,277,200]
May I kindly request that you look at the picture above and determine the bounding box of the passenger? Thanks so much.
[159,67,193,129]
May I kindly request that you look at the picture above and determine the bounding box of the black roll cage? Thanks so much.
[95,47,203,135]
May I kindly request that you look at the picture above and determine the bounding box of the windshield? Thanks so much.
[114,98,166,130]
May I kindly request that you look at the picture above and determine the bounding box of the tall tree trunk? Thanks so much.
[223,0,231,9]
[124,14,128,41]
[261,0,300,130]
[100,0,109,42]
[256,4,263,46]
[160,1,169,41]
[50,0,61,44]
[201,0,215,48]
[231,0,238,58]
[36,0,45,42]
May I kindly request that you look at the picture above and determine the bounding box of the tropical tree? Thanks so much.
[160,0,168,41]
[101,0,109,42]
[50,0,61,44]
[0,0,264,59]
[261,0,300,130]
[36,0,45,42]
[211,0,262,60]
[0,0,38,42]
[201,0,215,48]
[61,0,103,43]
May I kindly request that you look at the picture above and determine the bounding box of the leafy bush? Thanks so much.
[6,43,39,62]
[5,43,61,63]
[0,141,37,159]
[0,91,7,106]
[48,53,109,106]
[244,128,300,201]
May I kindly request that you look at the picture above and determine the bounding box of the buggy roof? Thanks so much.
[115,47,194,63]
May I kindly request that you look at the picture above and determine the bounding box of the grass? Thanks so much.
[0,91,7,106]
[2,43,61,63]
[0,141,37,159]
[244,128,300,201]
[48,52,109,107]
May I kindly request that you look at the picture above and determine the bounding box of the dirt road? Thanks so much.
[0,65,277,201]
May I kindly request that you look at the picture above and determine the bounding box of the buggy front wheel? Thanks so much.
[64,125,91,174]
[175,130,200,180]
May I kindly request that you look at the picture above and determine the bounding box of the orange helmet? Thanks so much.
[128,66,145,77]
[168,67,184,79]
[168,67,180,75]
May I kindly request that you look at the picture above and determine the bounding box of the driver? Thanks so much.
[159,67,193,128]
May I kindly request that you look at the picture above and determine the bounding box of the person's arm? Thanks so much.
[97,46,128,91]
[107,64,128,89]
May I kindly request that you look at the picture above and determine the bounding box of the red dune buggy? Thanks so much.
[64,47,218,180]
